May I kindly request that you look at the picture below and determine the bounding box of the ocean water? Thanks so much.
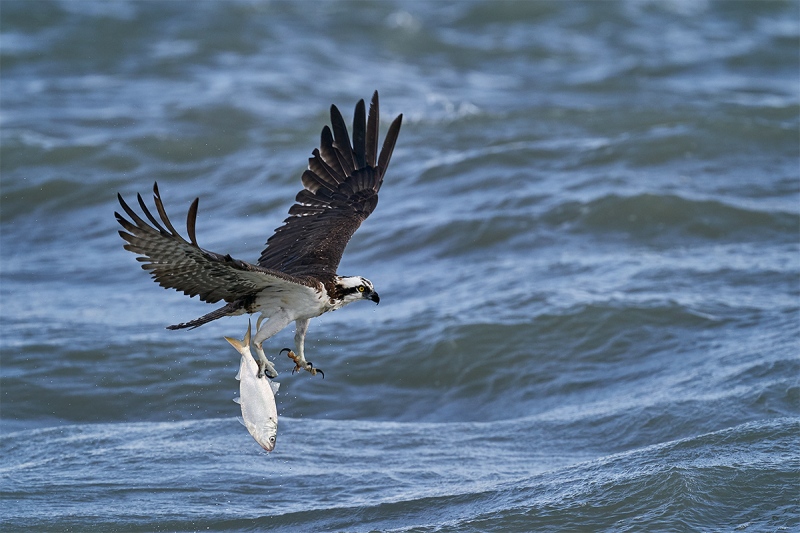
[1,1,798,531]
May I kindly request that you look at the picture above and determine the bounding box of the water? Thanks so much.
[1,1,798,531]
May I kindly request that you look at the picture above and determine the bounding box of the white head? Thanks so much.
[333,276,380,306]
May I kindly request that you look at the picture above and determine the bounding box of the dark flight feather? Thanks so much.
[365,92,380,167]
[318,126,345,179]
[329,104,355,177]
[352,98,367,169]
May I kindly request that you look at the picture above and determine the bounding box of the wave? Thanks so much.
[2,417,796,532]
[368,191,797,264]
[543,193,798,242]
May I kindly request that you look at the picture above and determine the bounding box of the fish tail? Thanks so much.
[224,336,245,352]
[224,320,252,354]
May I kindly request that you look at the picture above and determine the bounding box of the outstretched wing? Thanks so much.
[116,183,315,304]
[257,91,403,278]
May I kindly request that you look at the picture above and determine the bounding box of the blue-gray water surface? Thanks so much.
[1,1,798,531]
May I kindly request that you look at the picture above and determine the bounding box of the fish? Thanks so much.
[224,321,279,452]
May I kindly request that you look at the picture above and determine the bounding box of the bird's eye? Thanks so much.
[358,286,366,292]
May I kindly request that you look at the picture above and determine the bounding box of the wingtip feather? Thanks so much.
[186,198,200,246]
[377,113,403,175]
[329,103,356,176]
[366,91,380,167]
[137,192,167,233]
[352,98,367,169]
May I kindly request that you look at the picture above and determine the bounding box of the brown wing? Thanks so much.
[257,91,403,278]
[116,183,315,304]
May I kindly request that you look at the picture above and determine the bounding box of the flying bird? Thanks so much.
[116,91,402,379]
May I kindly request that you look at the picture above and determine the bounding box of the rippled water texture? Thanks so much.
[1,1,798,531]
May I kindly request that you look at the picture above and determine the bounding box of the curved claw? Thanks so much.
[307,362,324,379]
[256,360,279,380]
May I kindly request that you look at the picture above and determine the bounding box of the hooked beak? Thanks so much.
[370,292,380,305]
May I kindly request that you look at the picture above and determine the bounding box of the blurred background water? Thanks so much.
[1,1,798,531]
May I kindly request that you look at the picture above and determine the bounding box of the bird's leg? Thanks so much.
[282,318,323,378]
[253,341,278,380]
[252,313,290,379]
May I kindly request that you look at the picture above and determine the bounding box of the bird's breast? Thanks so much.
[254,284,330,319]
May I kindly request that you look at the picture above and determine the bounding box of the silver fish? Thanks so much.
[224,321,279,452]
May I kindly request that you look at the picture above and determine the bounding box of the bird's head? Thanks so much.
[333,276,380,306]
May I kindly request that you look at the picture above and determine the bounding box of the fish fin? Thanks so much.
[233,396,241,404]
[224,320,253,353]
[234,366,242,381]
[269,381,280,395]
[224,336,244,352]
[237,416,245,427]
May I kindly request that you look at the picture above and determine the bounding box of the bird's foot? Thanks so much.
[280,348,324,378]
[256,360,279,380]
[253,343,278,379]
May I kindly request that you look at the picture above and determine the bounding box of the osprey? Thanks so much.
[116,91,402,379]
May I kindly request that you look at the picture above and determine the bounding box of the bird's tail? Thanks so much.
[167,302,244,330]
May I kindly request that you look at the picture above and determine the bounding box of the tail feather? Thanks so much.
[167,302,243,330]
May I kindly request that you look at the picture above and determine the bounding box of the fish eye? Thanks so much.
[358,286,366,292]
